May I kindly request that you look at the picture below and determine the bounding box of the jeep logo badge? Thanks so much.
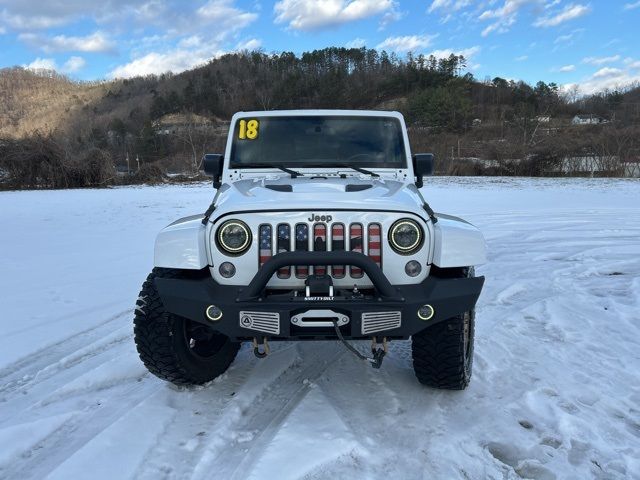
[308,213,332,222]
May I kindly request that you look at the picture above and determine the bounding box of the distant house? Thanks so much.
[572,114,605,125]
[554,155,619,175]
[622,157,640,178]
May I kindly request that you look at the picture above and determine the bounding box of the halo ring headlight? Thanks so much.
[217,220,251,255]
[389,219,423,254]
[418,304,435,321]
[206,305,223,321]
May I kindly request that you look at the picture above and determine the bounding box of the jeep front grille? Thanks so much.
[258,221,383,279]
[361,311,401,335]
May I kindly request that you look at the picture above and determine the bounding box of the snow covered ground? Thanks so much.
[1,177,639,480]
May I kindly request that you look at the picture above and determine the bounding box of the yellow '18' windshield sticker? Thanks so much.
[238,119,259,140]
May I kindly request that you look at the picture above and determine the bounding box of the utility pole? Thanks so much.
[136,155,140,171]
[126,152,130,174]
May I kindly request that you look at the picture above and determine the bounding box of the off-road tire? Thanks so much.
[411,267,475,390]
[134,268,240,386]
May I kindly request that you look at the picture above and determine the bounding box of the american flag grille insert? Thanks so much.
[350,223,364,278]
[259,225,272,267]
[276,223,291,278]
[331,223,345,278]
[313,224,327,275]
[258,221,382,279]
[368,223,382,268]
[295,223,309,278]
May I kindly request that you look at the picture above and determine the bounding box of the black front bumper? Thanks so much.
[155,251,484,341]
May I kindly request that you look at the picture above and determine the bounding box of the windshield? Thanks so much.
[229,115,407,169]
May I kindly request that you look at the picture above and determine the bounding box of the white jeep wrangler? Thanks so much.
[134,110,486,389]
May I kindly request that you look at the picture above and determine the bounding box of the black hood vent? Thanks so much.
[265,184,293,192]
[345,184,372,192]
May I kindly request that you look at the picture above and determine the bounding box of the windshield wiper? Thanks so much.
[332,164,380,177]
[247,164,303,178]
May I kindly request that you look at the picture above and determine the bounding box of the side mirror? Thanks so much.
[202,153,224,188]
[413,153,434,188]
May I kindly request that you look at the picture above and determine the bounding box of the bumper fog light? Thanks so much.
[405,260,422,277]
[219,262,236,278]
[417,304,434,321]
[205,305,223,321]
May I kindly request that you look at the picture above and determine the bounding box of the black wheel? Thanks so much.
[133,268,240,386]
[411,267,475,390]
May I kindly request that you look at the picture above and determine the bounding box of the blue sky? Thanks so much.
[1,0,639,93]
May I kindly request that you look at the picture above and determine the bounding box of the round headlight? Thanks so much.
[389,219,423,254]
[217,220,251,255]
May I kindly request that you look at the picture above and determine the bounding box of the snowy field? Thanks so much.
[1,177,639,480]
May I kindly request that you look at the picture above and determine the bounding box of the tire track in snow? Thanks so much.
[131,346,263,480]
[313,344,438,478]
[0,311,134,422]
[0,379,162,480]
[188,343,345,480]
[0,309,131,397]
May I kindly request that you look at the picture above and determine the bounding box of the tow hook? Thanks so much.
[331,319,388,369]
[253,337,270,358]
[370,336,388,369]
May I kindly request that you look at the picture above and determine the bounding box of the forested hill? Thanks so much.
[1,47,639,188]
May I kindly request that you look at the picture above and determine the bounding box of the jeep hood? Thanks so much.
[210,177,427,221]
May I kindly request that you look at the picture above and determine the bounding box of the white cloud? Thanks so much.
[592,67,623,79]
[376,34,437,53]
[23,56,85,74]
[533,3,590,27]
[378,3,404,30]
[623,1,640,10]
[0,0,135,30]
[63,56,86,73]
[478,0,538,37]
[1,11,71,30]
[515,55,528,61]
[197,0,258,32]
[427,46,481,60]
[582,55,621,65]
[178,35,204,49]
[624,58,640,69]
[274,0,394,31]
[109,48,224,79]
[479,1,589,35]
[553,28,584,45]
[558,64,576,72]
[573,68,640,94]
[345,38,367,48]
[427,0,471,13]
[554,33,573,43]
[565,59,640,94]
[19,31,115,53]
[24,57,57,71]
[108,0,258,79]
[235,38,262,51]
